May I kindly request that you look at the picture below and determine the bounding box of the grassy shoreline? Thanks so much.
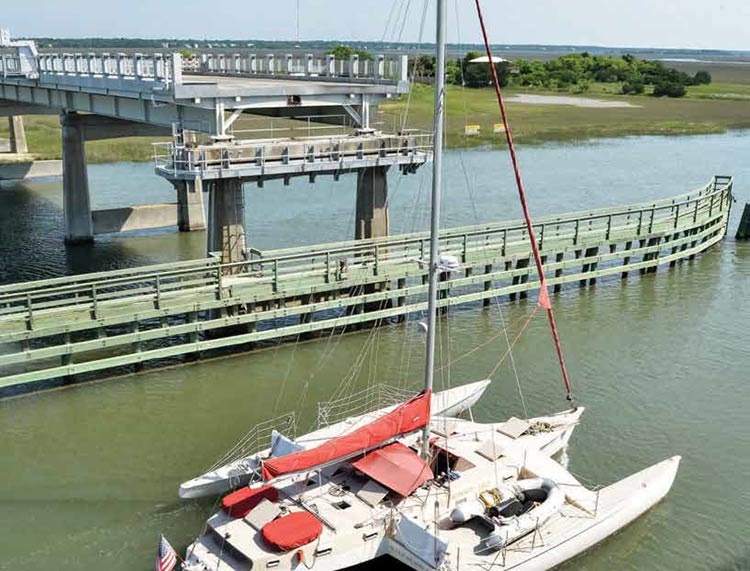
[2,81,749,163]
[381,83,750,148]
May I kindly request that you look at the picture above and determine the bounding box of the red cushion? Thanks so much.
[261,512,323,551]
[222,484,279,518]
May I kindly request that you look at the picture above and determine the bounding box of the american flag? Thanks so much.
[155,535,178,571]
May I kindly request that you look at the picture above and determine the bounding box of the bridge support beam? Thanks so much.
[175,179,207,231]
[61,112,93,243]
[8,116,28,154]
[207,179,246,264]
[355,166,389,239]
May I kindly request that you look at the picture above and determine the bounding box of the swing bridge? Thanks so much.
[0,175,734,394]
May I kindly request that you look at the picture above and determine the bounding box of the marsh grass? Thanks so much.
[2,77,750,162]
[381,83,750,147]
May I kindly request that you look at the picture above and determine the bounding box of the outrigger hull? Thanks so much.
[179,380,494,499]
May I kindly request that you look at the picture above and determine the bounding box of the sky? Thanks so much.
[5,0,750,51]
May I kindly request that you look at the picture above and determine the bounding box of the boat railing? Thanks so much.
[206,411,296,472]
[317,383,416,428]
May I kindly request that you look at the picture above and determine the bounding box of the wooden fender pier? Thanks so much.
[0,176,733,393]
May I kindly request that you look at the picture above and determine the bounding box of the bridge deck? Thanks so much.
[0,176,733,393]
[180,74,404,96]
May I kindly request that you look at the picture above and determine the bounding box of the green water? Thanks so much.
[1,133,749,570]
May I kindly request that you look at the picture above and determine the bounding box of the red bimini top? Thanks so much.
[262,391,431,480]
[261,512,323,552]
[351,441,433,497]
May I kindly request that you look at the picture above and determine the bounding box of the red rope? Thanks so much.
[473,0,573,401]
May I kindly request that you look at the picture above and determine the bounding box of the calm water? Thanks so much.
[0,132,749,571]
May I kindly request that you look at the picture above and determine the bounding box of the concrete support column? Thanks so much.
[175,179,207,231]
[8,116,28,154]
[355,166,389,240]
[207,179,246,264]
[61,112,93,243]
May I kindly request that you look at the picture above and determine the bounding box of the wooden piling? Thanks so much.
[736,203,750,240]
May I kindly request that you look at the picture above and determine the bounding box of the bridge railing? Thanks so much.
[185,52,409,84]
[152,131,434,177]
[5,50,407,89]
[35,52,175,90]
[0,53,22,77]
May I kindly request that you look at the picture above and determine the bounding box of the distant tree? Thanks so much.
[461,50,511,88]
[653,81,687,98]
[446,60,462,85]
[693,70,712,85]
[571,79,591,94]
[514,59,548,87]
[411,55,435,83]
[327,45,372,61]
[621,80,645,95]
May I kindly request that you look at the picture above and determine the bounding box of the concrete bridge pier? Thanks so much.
[175,179,207,231]
[355,166,389,240]
[7,116,28,154]
[207,179,246,264]
[61,112,93,243]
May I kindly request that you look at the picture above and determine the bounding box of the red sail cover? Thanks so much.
[262,391,431,480]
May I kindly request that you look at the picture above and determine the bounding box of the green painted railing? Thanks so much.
[0,176,733,392]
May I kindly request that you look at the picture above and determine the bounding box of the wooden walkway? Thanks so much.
[0,176,733,393]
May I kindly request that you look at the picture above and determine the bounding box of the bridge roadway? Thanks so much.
[0,44,424,257]
[1,50,409,133]
[0,176,733,394]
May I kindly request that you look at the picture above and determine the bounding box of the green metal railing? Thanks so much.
[0,176,733,392]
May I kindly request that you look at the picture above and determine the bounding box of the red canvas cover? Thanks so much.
[261,512,323,551]
[221,484,279,518]
[352,441,433,496]
[262,391,431,480]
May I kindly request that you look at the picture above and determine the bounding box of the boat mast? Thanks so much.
[422,0,447,459]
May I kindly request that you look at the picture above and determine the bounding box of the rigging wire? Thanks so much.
[396,0,414,45]
[451,0,528,415]
[398,0,431,134]
[381,0,400,43]
[474,0,574,403]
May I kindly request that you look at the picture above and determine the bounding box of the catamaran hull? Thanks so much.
[183,458,679,571]
[392,455,681,571]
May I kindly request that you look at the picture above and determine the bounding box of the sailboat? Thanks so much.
[179,382,584,500]
[179,2,680,569]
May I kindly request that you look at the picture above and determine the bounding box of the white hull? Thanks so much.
[181,414,679,571]
[389,455,681,571]
[179,380,493,499]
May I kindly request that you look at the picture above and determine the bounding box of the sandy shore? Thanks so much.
[508,94,640,108]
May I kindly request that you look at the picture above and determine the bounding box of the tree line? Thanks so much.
[407,51,711,98]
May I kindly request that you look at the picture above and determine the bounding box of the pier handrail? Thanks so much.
[0,176,734,391]
[0,177,732,321]
[255,176,733,259]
